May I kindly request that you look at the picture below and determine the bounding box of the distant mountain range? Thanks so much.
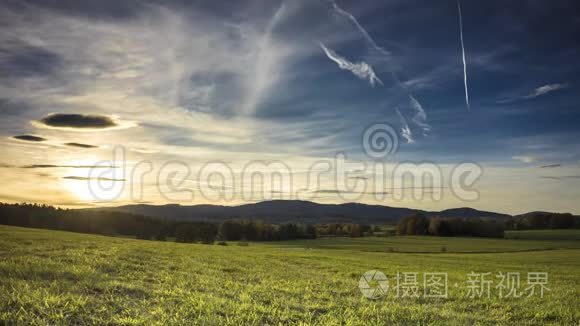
[83,200,511,224]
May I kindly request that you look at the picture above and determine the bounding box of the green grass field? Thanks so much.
[261,233,580,253]
[1,225,579,324]
[505,229,580,241]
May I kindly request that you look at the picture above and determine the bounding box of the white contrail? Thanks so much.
[329,0,390,58]
[457,0,470,111]
[320,43,383,86]
[328,0,432,139]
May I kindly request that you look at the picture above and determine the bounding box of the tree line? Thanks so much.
[504,212,579,230]
[316,223,374,237]
[396,214,506,238]
[4,203,575,242]
[397,212,580,238]
[0,203,320,243]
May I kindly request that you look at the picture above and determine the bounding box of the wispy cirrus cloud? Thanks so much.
[328,0,390,58]
[326,0,431,143]
[396,108,414,144]
[409,95,430,136]
[512,155,535,164]
[319,43,382,86]
[524,83,569,99]
[238,3,293,115]
[1,0,578,214]
[0,3,298,137]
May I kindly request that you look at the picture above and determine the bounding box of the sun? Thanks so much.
[62,178,122,201]
[60,159,125,202]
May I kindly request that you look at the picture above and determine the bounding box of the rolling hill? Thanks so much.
[83,200,511,224]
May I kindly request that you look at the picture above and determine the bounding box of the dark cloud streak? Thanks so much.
[21,164,118,169]
[12,135,46,142]
[38,113,117,129]
[540,176,580,180]
[313,189,390,195]
[540,164,562,168]
[62,176,125,182]
[64,142,98,148]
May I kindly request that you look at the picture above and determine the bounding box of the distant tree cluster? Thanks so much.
[505,212,580,230]
[219,220,317,241]
[397,214,505,238]
[0,203,318,244]
[316,223,372,237]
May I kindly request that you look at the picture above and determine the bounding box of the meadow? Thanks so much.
[262,232,580,253]
[0,225,578,324]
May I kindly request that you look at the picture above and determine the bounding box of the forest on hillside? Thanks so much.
[0,203,374,243]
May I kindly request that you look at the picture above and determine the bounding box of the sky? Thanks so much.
[0,0,579,214]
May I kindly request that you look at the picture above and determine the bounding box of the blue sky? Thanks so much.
[0,0,579,214]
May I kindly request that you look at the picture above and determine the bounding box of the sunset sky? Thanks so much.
[1,0,579,214]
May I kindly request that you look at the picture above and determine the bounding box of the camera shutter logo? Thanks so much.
[359,270,389,299]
